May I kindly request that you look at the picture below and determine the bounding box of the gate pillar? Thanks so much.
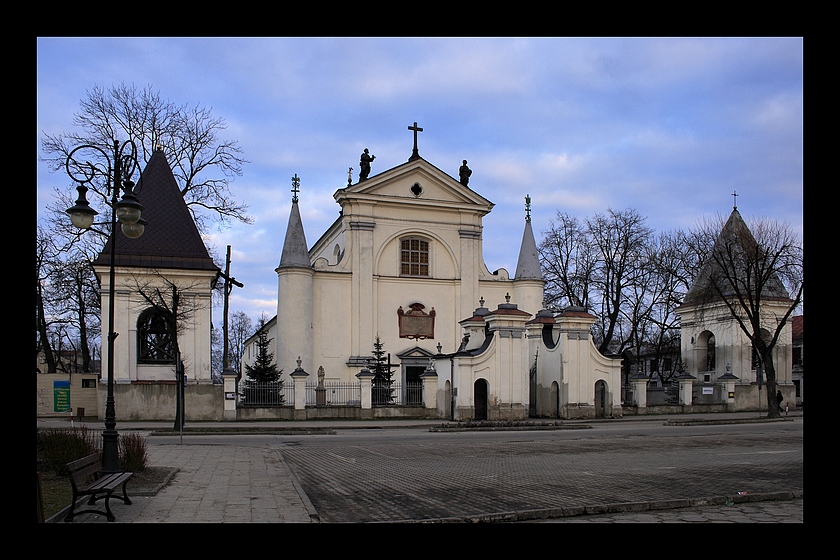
[632,374,648,408]
[356,366,374,409]
[290,358,309,411]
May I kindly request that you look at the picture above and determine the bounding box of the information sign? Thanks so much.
[53,380,71,412]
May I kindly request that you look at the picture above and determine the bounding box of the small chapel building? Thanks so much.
[675,205,795,411]
[93,147,220,420]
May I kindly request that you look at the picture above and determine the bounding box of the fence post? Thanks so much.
[290,358,309,416]
[421,362,438,412]
[356,366,374,409]
[632,374,648,409]
[678,371,696,405]
[222,368,238,420]
[718,366,739,411]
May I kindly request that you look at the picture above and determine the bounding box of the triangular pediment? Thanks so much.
[396,345,437,359]
[335,157,494,213]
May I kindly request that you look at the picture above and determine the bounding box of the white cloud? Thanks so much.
[36,37,803,327]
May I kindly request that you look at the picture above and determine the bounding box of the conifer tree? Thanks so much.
[370,334,395,404]
[243,327,283,404]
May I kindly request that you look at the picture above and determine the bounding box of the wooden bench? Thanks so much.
[64,453,133,522]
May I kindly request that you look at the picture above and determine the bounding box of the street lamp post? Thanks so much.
[65,139,144,473]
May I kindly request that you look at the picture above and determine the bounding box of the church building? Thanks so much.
[247,127,624,420]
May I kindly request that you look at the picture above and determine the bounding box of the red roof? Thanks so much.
[791,315,803,341]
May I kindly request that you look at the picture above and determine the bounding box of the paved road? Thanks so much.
[277,421,802,523]
[43,414,803,523]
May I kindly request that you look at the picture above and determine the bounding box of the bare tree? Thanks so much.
[539,212,596,310]
[210,310,252,383]
[684,213,803,417]
[36,227,58,372]
[539,208,655,356]
[40,83,251,233]
[38,83,251,374]
[52,259,100,373]
[228,311,253,378]
[636,231,692,385]
[587,208,654,355]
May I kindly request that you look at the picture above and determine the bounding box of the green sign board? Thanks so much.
[53,380,70,413]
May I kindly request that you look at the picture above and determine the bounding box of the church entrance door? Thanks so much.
[550,381,559,418]
[474,379,488,420]
[405,366,424,405]
[595,380,607,418]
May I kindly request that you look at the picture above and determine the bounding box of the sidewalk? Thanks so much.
[39,411,802,523]
[37,409,802,433]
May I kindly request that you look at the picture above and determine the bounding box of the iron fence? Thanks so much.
[237,380,424,407]
[373,381,423,406]
[306,382,361,406]
[239,381,292,406]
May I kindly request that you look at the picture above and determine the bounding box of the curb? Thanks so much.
[665,417,795,426]
[394,490,804,523]
[429,422,591,433]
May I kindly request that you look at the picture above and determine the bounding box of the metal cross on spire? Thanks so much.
[408,121,423,161]
[525,194,532,223]
[292,174,300,203]
[732,190,738,210]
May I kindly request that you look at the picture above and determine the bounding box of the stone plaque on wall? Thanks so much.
[398,303,435,339]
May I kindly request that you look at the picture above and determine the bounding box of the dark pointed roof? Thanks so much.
[93,148,218,272]
[683,208,790,305]
[277,199,311,269]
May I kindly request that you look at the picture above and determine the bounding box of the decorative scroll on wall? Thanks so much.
[398,303,435,340]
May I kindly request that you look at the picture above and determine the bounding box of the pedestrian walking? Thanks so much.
[776,390,784,414]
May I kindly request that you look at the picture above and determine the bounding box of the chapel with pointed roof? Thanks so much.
[676,204,795,410]
[93,147,220,419]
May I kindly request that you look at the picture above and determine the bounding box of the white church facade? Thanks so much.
[242,136,624,421]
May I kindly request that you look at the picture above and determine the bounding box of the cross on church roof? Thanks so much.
[292,174,300,203]
[525,194,532,223]
[732,190,738,210]
[408,121,423,161]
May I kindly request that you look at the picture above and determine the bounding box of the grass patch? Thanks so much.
[37,427,151,522]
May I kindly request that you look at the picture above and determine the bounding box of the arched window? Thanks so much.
[137,308,176,363]
[752,328,772,370]
[706,334,716,371]
[400,238,429,276]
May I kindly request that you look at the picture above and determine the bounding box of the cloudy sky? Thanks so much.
[36,37,803,327]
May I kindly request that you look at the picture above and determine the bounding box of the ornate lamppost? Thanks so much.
[65,139,144,473]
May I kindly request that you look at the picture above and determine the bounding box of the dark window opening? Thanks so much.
[138,308,176,364]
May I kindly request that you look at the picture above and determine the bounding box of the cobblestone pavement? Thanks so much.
[280,424,803,523]
[48,415,803,524]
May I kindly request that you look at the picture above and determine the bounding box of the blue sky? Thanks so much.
[36,37,803,326]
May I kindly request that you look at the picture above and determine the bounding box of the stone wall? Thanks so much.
[36,373,100,418]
